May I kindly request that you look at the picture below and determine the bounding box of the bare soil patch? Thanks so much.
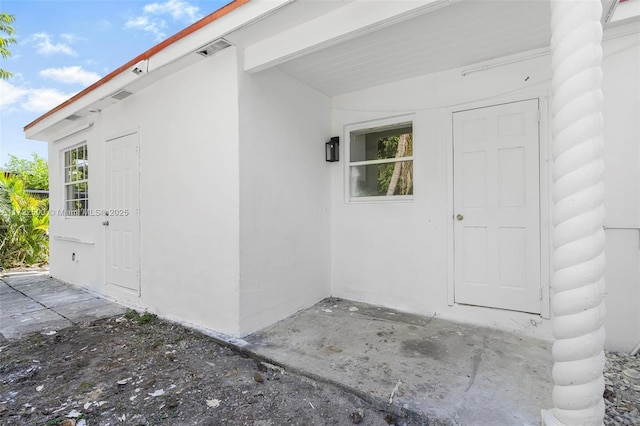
[0,312,419,425]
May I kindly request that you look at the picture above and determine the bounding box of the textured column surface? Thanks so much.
[542,1,607,425]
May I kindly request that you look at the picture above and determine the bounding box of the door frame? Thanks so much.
[445,94,551,319]
[103,129,141,297]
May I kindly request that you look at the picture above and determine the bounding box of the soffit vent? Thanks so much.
[196,38,232,57]
[65,114,82,121]
[111,89,133,101]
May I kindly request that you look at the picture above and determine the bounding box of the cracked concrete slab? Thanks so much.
[3,275,52,288]
[1,308,71,339]
[8,279,68,295]
[0,295,44,317]
[243,298,553,425]
[0,282,17,296]
[0,271,127,340]
[55,297,128,323]
[30,289,98,308]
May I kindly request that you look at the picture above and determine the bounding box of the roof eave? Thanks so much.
[24,0,260,140]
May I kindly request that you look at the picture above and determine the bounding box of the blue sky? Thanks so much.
[0,0,229,166]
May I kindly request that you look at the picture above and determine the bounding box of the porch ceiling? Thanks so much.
[274,1,552,96]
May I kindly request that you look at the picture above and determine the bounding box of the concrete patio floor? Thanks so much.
[0,271,553,424]
[0,270,127,340]
[240,298,553,425]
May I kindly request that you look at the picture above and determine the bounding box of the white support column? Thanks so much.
[542,1,607,425]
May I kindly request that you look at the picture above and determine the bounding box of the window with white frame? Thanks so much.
[348,121,413,199]
[63,144,89,216]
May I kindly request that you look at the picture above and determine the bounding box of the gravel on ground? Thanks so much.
[604,351,640,425]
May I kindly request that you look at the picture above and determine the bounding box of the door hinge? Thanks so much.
[537,110,541,123]
[539,288,543,300]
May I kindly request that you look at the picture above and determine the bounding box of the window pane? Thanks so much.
[65,185,76,201]
[76,182,88,199]
[63,144,89,216]
[350,160,413,197]
[350,125,412,162]
[78,199,88,215]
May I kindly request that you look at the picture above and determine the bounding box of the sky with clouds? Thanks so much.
[0,0,229,165]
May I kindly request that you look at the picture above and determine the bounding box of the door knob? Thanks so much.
[102,220,109,226]
[456,214,464,221]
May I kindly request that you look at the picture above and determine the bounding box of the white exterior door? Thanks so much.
[453,99,541,314]
[105,132,140,294]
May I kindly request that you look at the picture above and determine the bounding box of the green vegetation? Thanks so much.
[77,381,95,393]
[377,133,413,196]
[0,174,49,268]
[124,309,139,321]
[4,153,49,191]
[124,309,157,325]
[0,13,16,80]
[0,355,24,373]
[137,311,157,325]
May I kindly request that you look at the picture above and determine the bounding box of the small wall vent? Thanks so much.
[111,89,133,101]
[65,114,82,121]
[196,39,232,57]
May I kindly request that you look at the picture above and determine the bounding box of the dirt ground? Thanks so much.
[0,311,425,426]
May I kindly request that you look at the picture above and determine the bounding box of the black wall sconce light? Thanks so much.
[326,137,339,162]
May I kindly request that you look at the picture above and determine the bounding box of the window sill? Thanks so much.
[53,235,95,245]
[60,215,92,221]
[347,195,415,204]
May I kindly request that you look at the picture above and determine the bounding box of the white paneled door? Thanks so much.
[453,99,541,314]
[105,132,140,294]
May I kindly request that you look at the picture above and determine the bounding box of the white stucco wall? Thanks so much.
[48,129,103,293]
[48,48,242,335]
[602,33,640,352]
[237,66,332,334]
[329,32,640,349]
[330,54,553,340]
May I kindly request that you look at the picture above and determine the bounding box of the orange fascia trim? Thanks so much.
[24,0,250,132]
